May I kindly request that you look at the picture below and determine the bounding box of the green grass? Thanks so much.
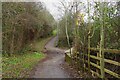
[2,37,52,78]
[31,37,52,52]
[2,52,45,78]
[52,29,57,36]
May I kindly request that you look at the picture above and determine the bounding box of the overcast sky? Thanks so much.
[39,0,63,20]
[38,0,89,21]
[38,0,118,21]
[39,0,81,21]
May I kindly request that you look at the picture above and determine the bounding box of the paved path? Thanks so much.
[31,37,72,78]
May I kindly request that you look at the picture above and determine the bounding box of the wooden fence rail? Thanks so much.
[89,48,120,54]
[65,47,120,78]
[85,48,120,78]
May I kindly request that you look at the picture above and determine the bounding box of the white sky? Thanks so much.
[38,0,89,21]
[38,0,119,21]
[39,0,63,20]
[38,0,79,21]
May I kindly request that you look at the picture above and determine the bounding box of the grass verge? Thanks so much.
[31,37,52,52]
[2,37,52,78]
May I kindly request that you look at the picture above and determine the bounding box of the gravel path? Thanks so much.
[30,37,73,78]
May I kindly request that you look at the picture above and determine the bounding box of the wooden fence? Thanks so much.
[65,48,120,78]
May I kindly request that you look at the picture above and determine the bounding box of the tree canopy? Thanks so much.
[2,2,55,56]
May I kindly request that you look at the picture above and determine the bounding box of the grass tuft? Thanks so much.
[2,52,45,78]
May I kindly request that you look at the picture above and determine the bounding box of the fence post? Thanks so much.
[88,35,90,73]
[87,0,90,73]
[96,45,99,74]
[100,25,105,78]
[99,2,105,78]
